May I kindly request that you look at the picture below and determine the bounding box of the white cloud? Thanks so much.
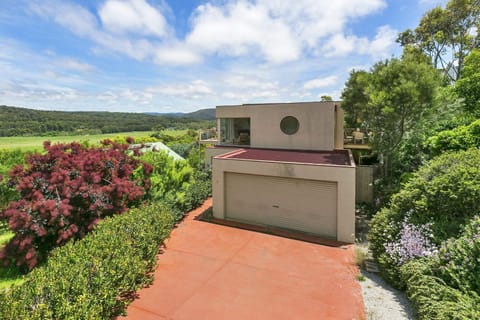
[186,2,300,63]
[57,58,95,73]
[323,25,397,58]
[154,42,202,65]
[303,76,338,89]
[99,0,168,37]
[147,80,213,99]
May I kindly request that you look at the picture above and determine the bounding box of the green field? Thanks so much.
[0,130,188,151]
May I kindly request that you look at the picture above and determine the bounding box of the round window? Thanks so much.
[280,116,299,135]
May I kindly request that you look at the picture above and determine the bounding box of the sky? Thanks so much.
[0,0,448,113]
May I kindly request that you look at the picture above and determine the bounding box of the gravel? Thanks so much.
[359,269,415,320]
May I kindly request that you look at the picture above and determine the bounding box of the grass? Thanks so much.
[0,229,24,290]
[0,131,156,151]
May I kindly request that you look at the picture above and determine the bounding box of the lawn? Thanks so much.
[0,131,156,151]
[0,229,23,290]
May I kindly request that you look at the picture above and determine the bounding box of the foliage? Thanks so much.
[341,52,442,181]
[0,141,151,270]
[397,0,480,82]
[369,149,480,286]
[0,203,174,319]
[434,216,480,295]
[455,48,480,115]
[400,259,480,320]
[138,149,211,221]
[0,105,213,137]
[0,149,28,175]
[426,118,480,156]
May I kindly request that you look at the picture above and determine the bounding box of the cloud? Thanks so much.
[186,2,300,63]
[303,76,338,89]
[323,25,397,58]
[147,80,213,99]
[98,0,168,37]
[154,42,202,65]
[28,0,393,66]
[57,58,95,73]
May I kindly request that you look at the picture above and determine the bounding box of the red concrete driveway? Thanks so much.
[119,199,365,320]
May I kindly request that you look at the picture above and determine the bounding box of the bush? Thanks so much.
[0,141,151,270]
[139,150,211,221]
[369,149,480,286]
[425,119,480,156]
[400,259,480,320]
[0,202,174,319]
[400,216,480,320]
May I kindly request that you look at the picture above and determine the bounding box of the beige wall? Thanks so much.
[216,102,344,151]
[212,154,356,243]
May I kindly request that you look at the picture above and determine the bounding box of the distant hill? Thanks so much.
[146,108,215,120]
[0,105,214,137]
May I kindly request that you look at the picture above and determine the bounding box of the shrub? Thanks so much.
[400,259,480,320]
[139,150,211,221]
[425,119,480,156]
[434,216,480,295]
[369,149,480,286]
[0,202,174,319]
[0,140,151,270]
[400,216,480,320]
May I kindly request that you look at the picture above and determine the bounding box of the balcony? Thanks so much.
[344,128,371,150]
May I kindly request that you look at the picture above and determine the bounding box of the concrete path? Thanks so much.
[119,199,365,320]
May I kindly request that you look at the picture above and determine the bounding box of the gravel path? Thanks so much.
[360,269,415,320]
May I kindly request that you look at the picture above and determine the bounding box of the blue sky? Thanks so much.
[0,0,447,113]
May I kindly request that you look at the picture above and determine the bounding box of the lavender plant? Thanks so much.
[384,218,438,265]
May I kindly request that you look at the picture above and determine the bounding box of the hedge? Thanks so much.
[0,202,174,319]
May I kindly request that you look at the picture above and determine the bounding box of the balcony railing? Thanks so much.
[344,128,370,145]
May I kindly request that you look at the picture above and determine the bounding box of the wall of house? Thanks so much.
[212,156,356,243]
[216,102,343,151]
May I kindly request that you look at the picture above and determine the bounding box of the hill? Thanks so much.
[146,108,215,120]
[0,105,214,137]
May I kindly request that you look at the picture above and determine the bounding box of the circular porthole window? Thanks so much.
[280,116,300,135]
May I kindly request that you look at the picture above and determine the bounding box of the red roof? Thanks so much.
[216,148,351,166]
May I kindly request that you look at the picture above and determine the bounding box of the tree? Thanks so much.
[320,95,333,102]
[341,70,370,128]
[397,0,480,81]
[455,49,480,115]
[341,53,442,180]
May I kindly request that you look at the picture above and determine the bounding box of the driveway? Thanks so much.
[119,199,365,320]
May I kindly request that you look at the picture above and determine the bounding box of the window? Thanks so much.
[280,116,299,135]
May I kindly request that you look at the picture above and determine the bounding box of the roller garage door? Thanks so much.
[225,172,337,239]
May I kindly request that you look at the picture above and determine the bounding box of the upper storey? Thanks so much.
[216,101,344,151]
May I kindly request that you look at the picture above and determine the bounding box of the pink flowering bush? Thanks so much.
[0,140,151,270]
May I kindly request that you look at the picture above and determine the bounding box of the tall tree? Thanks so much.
[397,0,480,81]
[455,49,480,115]
[341,53,442,180]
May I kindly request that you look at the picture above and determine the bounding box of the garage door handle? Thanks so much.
[272,205,279,208]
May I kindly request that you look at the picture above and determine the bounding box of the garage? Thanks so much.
[225,172,338,239]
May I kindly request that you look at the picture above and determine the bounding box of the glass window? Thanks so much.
[280,116,299,135]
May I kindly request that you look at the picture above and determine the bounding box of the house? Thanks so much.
[206,101,355,243]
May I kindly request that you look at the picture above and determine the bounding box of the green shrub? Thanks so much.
[434,216,480,295]
[0,202,174,319]
[369,149,480,286]
[401,260,480,320]
[139,150,211,221]
[426,119,480,156]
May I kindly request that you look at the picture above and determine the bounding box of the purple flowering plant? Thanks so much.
[384,215,438,265]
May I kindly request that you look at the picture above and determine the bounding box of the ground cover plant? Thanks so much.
[0,202,174,319]
[0,140,151,270]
